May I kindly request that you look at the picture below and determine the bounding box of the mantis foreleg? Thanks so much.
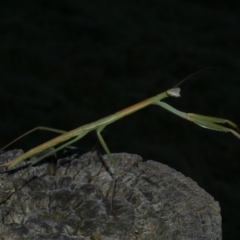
[156,101,240,139]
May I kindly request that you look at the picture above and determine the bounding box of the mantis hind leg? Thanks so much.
[0,127,67,152]
[96,128,117,212]
[0,134,83,204]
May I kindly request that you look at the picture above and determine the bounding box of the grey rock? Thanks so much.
[0,149,221,240]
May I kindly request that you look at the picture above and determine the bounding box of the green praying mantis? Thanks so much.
[0,73,240,211]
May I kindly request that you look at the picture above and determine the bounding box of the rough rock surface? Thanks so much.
[0,149,221,240]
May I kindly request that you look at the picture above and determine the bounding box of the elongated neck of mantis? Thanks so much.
[81,88,181,131]
[115,88,181,118]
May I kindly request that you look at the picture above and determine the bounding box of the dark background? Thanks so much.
[1,1,240,239]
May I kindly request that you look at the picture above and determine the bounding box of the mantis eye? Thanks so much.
[167,88,181,97]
